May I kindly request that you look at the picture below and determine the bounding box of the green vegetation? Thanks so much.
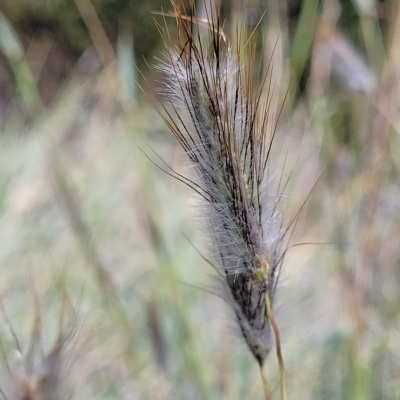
[0,0,399,399]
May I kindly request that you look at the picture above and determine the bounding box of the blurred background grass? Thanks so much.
[0,0,399,398]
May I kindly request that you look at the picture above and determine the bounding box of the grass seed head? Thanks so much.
[1,289,78,400]
[155,0,287,366]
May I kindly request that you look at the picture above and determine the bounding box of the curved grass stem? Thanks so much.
[259,363,272,400]
[265,292,287,400]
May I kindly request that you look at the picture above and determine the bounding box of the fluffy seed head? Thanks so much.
[155,0,288,365]
[1,290,77,400]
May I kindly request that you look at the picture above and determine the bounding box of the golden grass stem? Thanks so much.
[265,292,287,400]
[260,363,272,400]
[74,0,116,66]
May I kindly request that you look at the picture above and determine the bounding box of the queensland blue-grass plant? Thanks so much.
[149,1,293,398]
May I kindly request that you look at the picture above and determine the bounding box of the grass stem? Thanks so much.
[259,364,272,400]
[265,292,287,400]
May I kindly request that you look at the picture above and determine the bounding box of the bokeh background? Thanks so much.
[0,0,399,398]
